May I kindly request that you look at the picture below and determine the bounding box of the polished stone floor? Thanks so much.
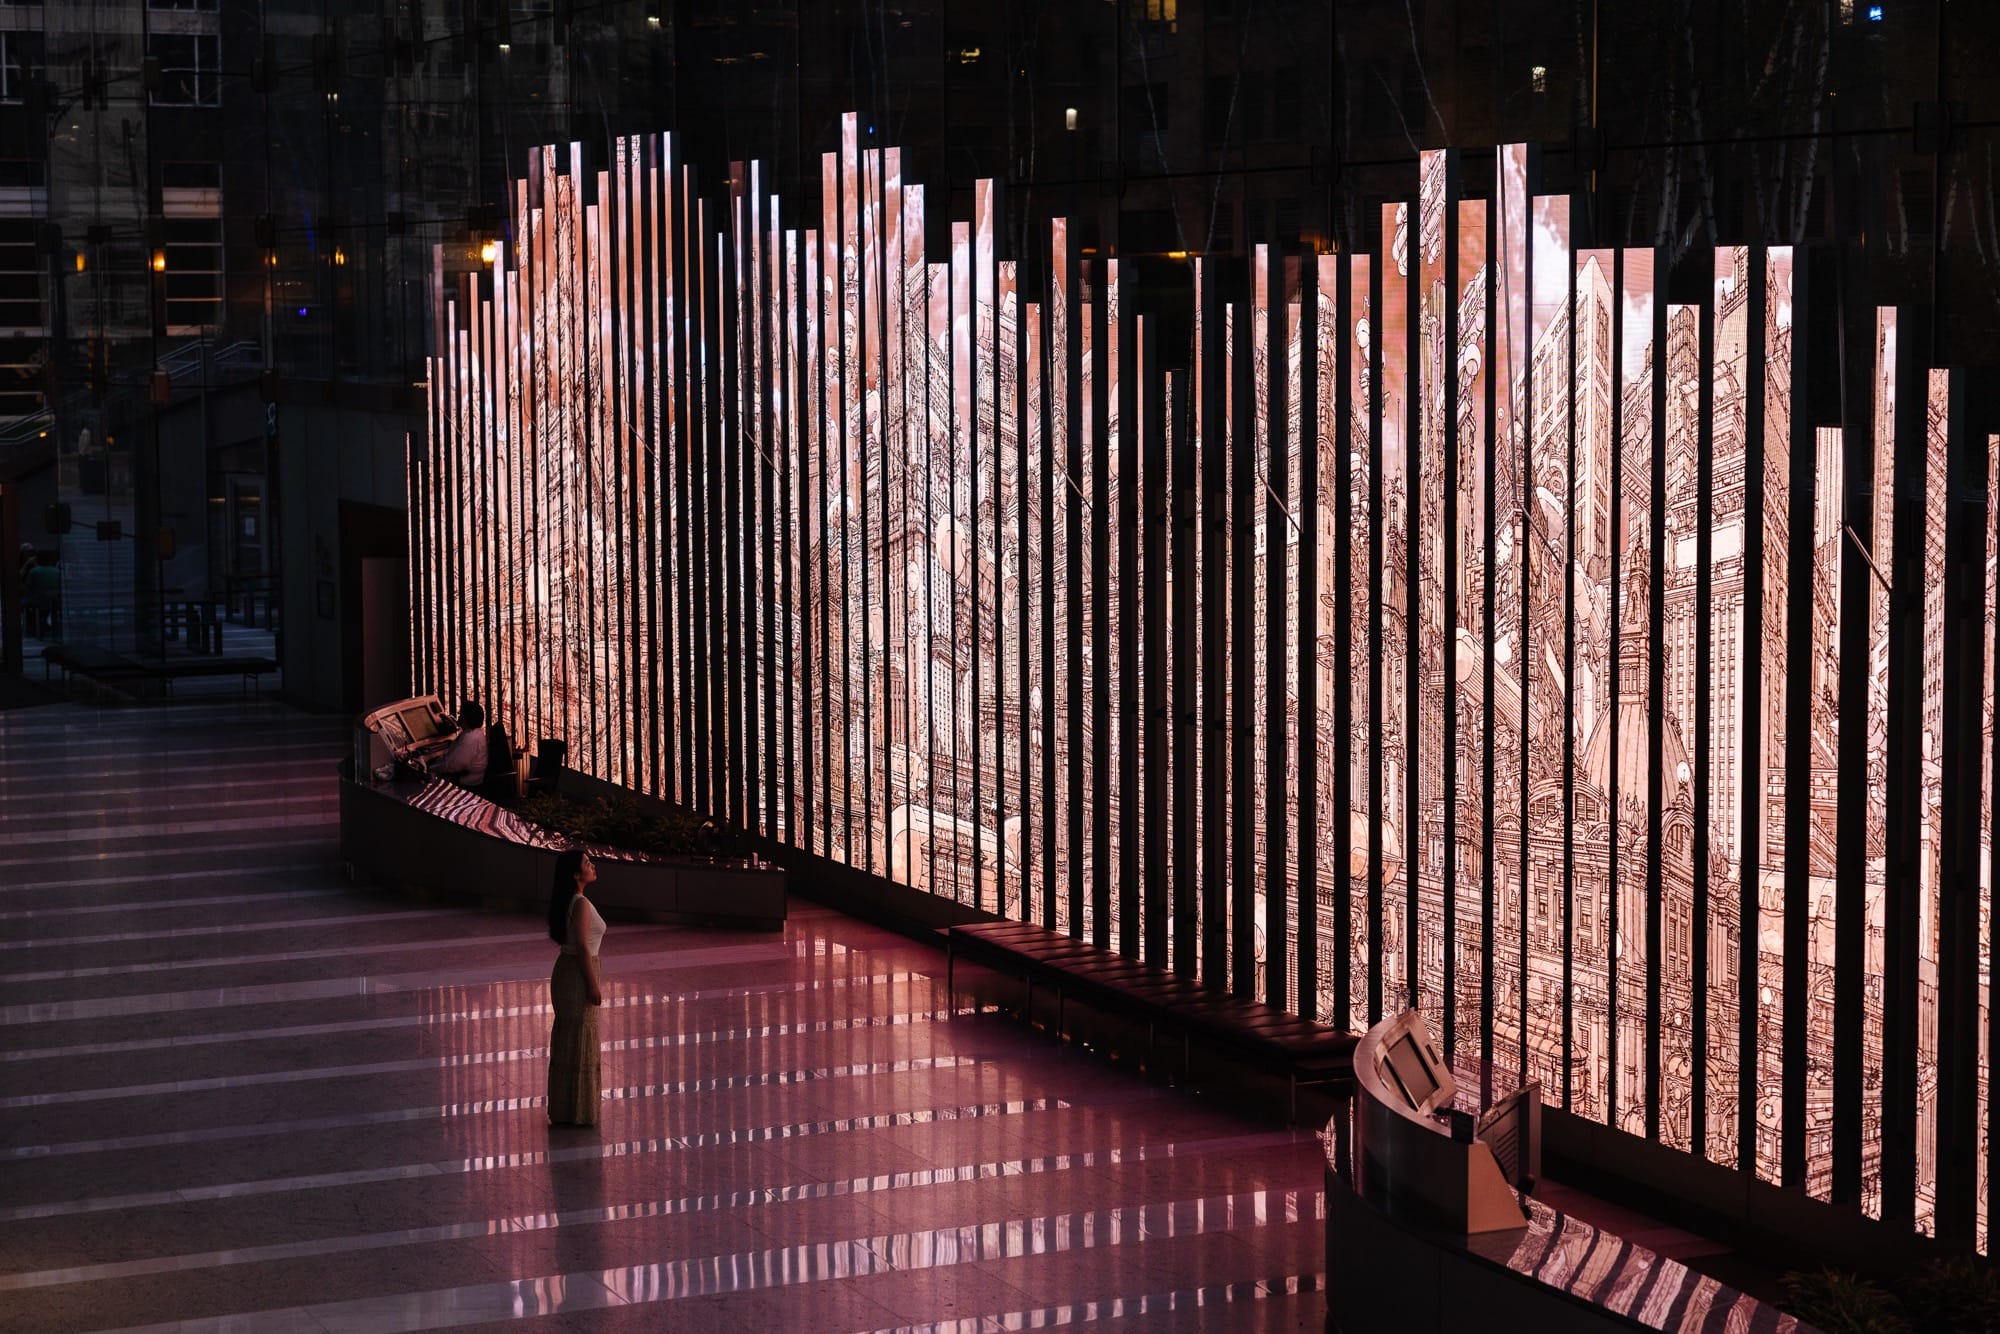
[0,694,1326,1331]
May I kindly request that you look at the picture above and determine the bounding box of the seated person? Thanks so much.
[432,701,489,786]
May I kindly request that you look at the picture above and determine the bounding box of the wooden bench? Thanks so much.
[946,919,1359,1122]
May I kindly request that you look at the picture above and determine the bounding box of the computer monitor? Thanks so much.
[400,703,442,743]
[1375,1010,1457,1117]
[1475,1081,1542,1191]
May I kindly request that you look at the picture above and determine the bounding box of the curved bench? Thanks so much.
[945,919,1358,1121]
[339,769,787,930]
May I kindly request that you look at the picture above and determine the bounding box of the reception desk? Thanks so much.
[339,767,787,930]
[1327,1012,1808,1333]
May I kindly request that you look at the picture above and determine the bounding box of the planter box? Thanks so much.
[339,772,786,930]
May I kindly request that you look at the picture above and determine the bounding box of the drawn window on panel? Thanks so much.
[149,34,220,106]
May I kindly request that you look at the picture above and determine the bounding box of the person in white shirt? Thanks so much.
[433,700,488,786]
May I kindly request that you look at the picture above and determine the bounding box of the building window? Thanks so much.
[0,30,43,103]
[1271,70,1300,135]
[149,33,220,106]
[0,218,43,336]
[1205,76,1233,147]
[163,216,222,332]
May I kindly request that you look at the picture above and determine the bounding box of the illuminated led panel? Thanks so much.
[635,141,659,798]
[1280,266,1304,1013]
[976,181,1003,916]
[1163,359,1184,961]
[660,147,684,808]
[892,183,926,887]
[1984,432,1999,1252]
[1023,296,1047,924]
[952,216,980,907]
[760,182,784,832]
[859,143,886,881]
[1802,423,1843,1198]
[1105,256,1123,950]
[587,185,615,787]
[735,182,755,824]
[1453,200,1489,1046]
[917,248,951,895]
[1415,152,1449,1028]
[1492,142,1529,1075]
[817,149,844,865]
[1615,252,1657,1140]
[1380,201,1410,1017]
[1864,308,1896,1219]
[1571,245,1615,1126]
[1754,247,1797,1184]
[779,223,800,844]
[1077,266,1096,935]
[1348,251,1373,1019]
[556,150,586,773]
[1214,285,1236,983]
[1659,298,1702,1154]
[1706,246,1750,1169]
[1192,258,1210,978]
[806,218,828,858]
[996,255,1021,915]
[839,121,864,874]
[1250,245,1271,991]
[467,273,490,727]
[1522,192,1569,1104]
[1136,308,1157,956]
[1917,366,1949,1235]
[1051,223,1074,937]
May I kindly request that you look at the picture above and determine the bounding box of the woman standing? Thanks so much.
[546,849,606,1126]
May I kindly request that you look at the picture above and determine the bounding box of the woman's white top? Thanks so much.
[563,895,606,957]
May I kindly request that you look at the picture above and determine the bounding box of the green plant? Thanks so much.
[1780,1266,1913,1334]
[514,793,711,858]
[1902,1255,2000,1334]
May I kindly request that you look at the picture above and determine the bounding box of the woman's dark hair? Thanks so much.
[547,849,585,944]
[459,699,486,729]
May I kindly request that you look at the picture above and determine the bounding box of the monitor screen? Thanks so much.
[401,705,441,743]
[1385,1031,1441,1113]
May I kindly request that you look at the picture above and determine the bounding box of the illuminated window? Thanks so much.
[1531,65,1548,94]
[149,33,221,106]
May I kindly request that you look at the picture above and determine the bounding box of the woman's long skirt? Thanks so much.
[548,952,601,1125]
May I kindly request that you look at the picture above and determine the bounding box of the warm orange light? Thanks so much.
[151,249,167,272]
[73,252,85,273]
[479,240,499,265]
[334,247,347,267]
